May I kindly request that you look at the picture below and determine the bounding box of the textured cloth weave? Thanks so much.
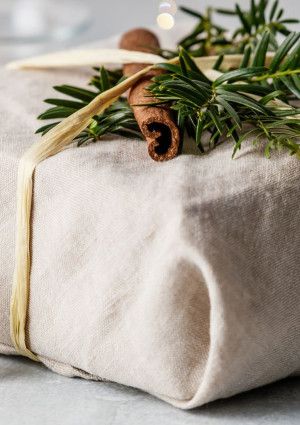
[0,40,300,408]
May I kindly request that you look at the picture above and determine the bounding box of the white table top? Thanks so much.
[1,355,300,425]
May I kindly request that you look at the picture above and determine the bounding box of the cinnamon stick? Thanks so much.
[120,28,181,161]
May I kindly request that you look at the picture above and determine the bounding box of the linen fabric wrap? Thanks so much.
[1,48,300,409]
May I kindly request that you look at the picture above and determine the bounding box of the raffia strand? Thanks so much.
[10,52,277,360]
[10,61,160,360]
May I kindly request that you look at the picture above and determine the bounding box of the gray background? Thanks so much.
[0,0,299,63]
[81,0,300,42]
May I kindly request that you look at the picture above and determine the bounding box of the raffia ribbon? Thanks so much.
[10,59,164,361]
[10,50,276,360]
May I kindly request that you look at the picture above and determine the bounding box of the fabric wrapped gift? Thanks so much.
[1,58,300,409]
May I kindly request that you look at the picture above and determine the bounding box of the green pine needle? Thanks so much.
[178,0,299,56]
[147,34,300,159]
[36,0,300,162]
[36,67,142,145]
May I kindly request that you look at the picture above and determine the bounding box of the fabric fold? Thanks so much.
[0,46,299,408]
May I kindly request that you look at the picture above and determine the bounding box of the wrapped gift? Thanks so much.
[1,41,300,409]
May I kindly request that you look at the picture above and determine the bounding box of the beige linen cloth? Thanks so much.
[1,52,300,408]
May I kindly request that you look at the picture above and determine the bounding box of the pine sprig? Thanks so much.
[147,32,300,158]
[178,0,299,56]
[36,6,300,162]
[36,67,142,145]
[178,6,230,56]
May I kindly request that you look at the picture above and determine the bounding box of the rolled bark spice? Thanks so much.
[120,28,181,161]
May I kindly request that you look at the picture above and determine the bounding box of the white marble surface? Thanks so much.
[1,355,300,424]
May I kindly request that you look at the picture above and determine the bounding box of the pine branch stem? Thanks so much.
[254,68,300,81]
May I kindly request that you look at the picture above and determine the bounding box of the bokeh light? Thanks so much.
[157,12,175,30]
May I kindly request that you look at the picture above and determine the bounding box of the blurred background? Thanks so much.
[0,0,299,65]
